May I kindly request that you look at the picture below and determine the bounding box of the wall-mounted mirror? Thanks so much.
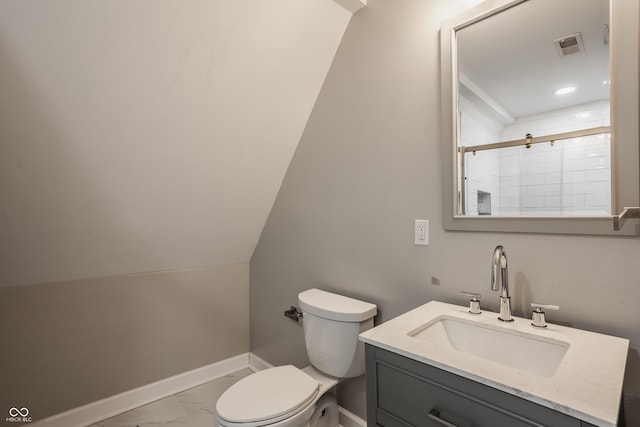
[441,0,639,235]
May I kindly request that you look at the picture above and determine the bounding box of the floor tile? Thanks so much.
[162,407,217,427]
[92,368,252,427]
[95,395,187,426]
[175,369,252,414]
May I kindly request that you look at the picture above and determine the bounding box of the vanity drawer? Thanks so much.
[377,361,539,427]
[367,345,588,427]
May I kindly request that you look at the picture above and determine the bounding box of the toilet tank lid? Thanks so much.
[298,289,377,322]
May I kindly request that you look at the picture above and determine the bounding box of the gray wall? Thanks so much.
[250,0,640,421]
[0,0,348,422]
[0,0,349,289]
[0,264,249,420]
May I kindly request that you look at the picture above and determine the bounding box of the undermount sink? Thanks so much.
[359,301,629,427]
[408,315,570,377]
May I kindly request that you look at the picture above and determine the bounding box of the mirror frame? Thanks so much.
[441,0,639,235]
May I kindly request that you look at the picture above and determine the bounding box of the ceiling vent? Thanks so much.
[554,32,585,57]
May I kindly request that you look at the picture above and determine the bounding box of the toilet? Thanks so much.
[215,288,377,427]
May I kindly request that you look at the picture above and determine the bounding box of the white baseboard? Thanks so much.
[30,352,367,427]
[248,352,275,372]
[338,407,367,427]
[30,353,250,427]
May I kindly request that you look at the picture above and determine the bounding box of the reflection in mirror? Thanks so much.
[455,0,610,217]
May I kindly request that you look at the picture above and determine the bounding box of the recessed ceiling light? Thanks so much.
[575,111,591,119]
[554,86,576,96]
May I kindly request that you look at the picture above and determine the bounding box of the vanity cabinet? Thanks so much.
[365,345,599,427]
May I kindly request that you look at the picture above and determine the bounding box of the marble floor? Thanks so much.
[88,369,253,427]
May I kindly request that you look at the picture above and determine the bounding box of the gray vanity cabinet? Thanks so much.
[365,345,598,427]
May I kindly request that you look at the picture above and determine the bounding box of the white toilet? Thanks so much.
[215,288,377,427]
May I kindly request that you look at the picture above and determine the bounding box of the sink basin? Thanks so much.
[360,301,629,427]
[408,315,569,377]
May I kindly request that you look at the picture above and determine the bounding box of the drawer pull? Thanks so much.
[428,409,459,427]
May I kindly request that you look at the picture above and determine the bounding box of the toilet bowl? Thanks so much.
[215,366,338,427]
[214,289,377,427]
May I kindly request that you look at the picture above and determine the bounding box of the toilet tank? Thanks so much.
[298,289,377,378]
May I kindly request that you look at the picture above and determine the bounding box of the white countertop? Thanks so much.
[359,301,629,427]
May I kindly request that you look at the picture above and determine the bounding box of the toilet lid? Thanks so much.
[216,365,319,424]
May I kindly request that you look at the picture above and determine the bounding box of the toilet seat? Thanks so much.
[216,365,319,427]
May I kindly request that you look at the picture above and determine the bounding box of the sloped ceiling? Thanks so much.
[0,0,352,287]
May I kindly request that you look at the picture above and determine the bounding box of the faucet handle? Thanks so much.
[531,303,559,328]
[460,291,482,315]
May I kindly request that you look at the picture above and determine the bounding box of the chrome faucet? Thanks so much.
[491,245,513,322]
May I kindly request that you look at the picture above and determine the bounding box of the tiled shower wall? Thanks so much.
[461,99,610,215]
[459,98,502,215]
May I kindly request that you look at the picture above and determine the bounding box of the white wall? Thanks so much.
[0,0,351,287]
